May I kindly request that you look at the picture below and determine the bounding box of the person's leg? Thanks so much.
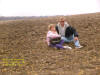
[74,40,81,47]
[55,44,64,49]
[61,35,81,47]
[69,35,81,47]
[49,44,56,47]
[59,40,64,45]
[49,44,64,49]
[61,37,71,42]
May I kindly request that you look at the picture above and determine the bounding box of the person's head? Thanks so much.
[48,24,56,31]
[58,17,65,26]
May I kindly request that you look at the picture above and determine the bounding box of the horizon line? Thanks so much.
[0,12,100,17]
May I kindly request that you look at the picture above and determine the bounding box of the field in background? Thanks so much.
[0,13,100,75]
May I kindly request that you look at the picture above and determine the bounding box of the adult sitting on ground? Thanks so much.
[55,17,83,48]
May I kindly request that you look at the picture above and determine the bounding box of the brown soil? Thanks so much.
[0,13,100,75]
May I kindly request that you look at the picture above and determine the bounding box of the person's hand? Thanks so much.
[74,37,78,41]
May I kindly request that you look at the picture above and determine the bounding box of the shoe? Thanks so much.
[63,46,72,50]
[75,45,83,49]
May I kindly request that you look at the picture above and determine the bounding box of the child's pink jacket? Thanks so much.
[46,31,61,45]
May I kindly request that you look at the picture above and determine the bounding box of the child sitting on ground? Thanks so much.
[46,24,72,49]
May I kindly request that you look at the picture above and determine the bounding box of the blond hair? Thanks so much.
[57,16,65,22]
[48,24,55,30]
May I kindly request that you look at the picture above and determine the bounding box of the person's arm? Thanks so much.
[72,27,78,37]
[55,25,59,34]
[70,26,79,41]
[65,26,79,37]
[47,31,60,38]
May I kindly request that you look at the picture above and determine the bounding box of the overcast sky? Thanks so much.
[0,0,100,16]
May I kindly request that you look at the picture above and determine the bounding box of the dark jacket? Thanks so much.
[55,25,78,38]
